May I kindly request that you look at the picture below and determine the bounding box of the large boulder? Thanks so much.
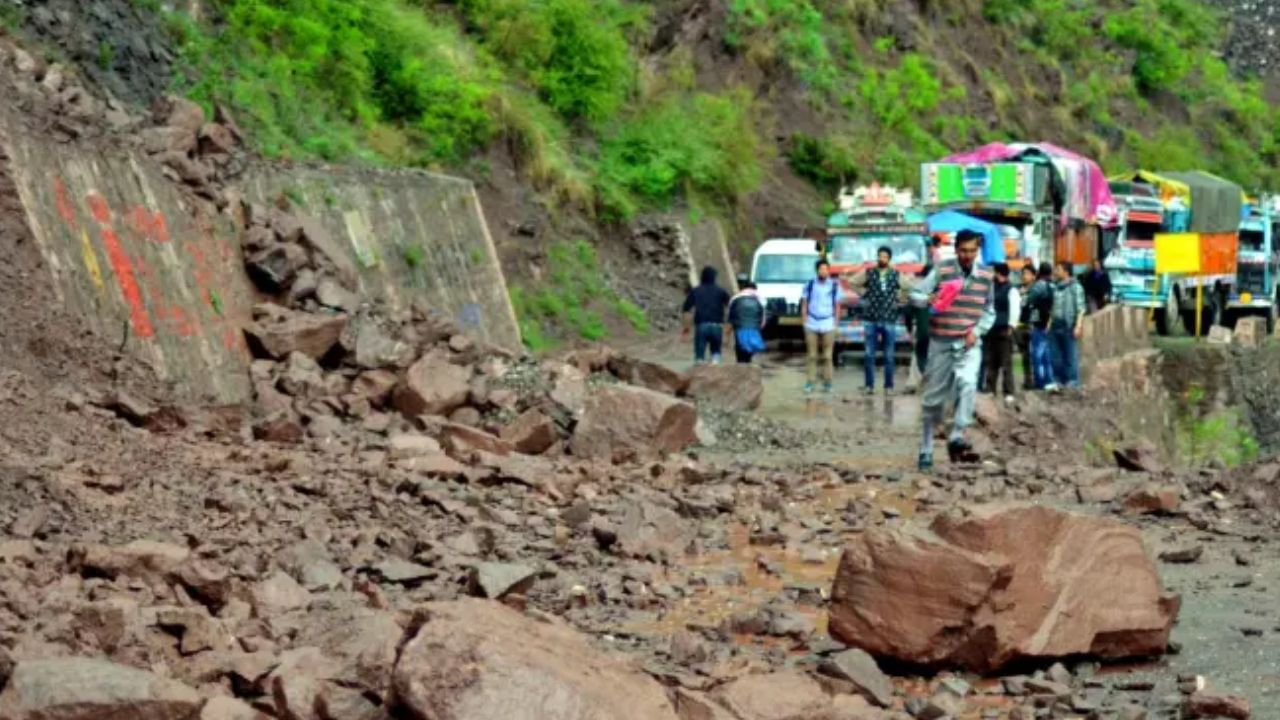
[0,657,203,720]
[570,385,698,460]
[391,599,678,720]
[500,409,559,455]
[828,504,1180,672]
[682,365,764,411]
[392,353,472,418]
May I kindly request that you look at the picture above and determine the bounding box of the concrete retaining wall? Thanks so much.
[1080,304,1150,378]
[242,165,520,352]
[1,123,520,403]
[0,124,255,403]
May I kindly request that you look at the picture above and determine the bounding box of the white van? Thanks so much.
[748,238,820,340]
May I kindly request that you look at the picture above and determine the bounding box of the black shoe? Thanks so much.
[947,438,974,463]
[918,453,934,472]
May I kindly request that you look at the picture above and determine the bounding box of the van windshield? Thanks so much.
[754,255,817,283]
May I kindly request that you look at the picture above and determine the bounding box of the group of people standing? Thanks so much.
[680,239,1109,472]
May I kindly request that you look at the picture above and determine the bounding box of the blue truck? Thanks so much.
[1226,197,1280,333]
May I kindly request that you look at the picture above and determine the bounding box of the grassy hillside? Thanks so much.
[143,0,1280,345]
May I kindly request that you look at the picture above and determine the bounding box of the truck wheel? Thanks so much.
[1154,309,1172,336]
[1269,298,1278,335]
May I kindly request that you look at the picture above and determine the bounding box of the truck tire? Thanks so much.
[1154,310,1172,336]
[1269,296,1278,335]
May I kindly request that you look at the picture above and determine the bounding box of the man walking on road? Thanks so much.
[800,259,844,395]
[681,266,731,365]
[850,246,903,395]
[1048,260,1086,390]
[910,230,994,471]
[982,262,1020,402]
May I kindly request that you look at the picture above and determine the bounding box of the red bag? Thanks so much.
[931,278,964,313]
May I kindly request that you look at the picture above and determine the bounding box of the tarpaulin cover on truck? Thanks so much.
[942,142,1118,227]
[926,210,1007,264]
[1159,171,1245,234]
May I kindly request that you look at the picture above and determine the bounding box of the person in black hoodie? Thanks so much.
[682,266,731,364]
[727,282,767,364]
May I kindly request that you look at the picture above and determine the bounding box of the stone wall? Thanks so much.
[242,165,520,353]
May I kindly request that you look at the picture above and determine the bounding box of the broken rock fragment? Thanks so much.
[245,309,347,360]
[682,364,764,411]
[569,384,698,460]
[391,352,471,418]
[828,504,1180,672]
[0,657,202,720]
[391,599,678,720]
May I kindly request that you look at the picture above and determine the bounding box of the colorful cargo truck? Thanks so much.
[1227,196,1280,332]
[921,142,1118,270]
[824,184,926,353]
[1104,170,1242,335]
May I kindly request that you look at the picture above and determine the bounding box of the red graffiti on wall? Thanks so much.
[86,193,155,339]
[54,179,76,225]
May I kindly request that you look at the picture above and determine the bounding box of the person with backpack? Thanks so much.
[909,230,994,471]
[681,266,731,365]
[727,281,767,364]
[1025,262,1055,389]
[799,259,845,394]
[849,246,903,395]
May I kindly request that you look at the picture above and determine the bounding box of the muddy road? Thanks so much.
[627,339,1280,718]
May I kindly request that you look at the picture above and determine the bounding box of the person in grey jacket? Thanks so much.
[1048,260,1086,390]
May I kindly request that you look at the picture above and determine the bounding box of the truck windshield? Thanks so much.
[754,255,817,283]
[1125,221,1161,244]
[828,234,927,265]
[1240,229,1265,252]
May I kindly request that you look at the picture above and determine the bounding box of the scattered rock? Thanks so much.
[1158,545,1204,564]
[1185,691,1251,719]
[246,309,348,360]
[682,364,764,411]
[713,670,831,720]
[1122,484,1181,515]
[469,562,538,599]
[392,352,471,418]
[500,409,559,455]
[1114,441,1166,474]
[608,355,688,396]
[0,657,202,720]
[819,648,895,708]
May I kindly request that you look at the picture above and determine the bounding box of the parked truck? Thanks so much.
[1226,196,1280,332]
[824,183,927,354]
[1104,170,1243,335]
[920,142,1118,272]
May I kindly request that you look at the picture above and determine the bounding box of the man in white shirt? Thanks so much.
[799,259,845,394]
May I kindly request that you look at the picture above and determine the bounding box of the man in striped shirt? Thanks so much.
[909,230,995,471]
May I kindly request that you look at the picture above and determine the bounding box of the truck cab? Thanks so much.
[1103,181,1172,331]
[825,184,926,352]
[1227,197,1280,331]
[749,238,821,341]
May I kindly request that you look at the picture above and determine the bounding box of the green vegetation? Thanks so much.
[150,0,1280,339]
[402,244,425,269]
[1173,386,1260,468]
[510,240,648,351]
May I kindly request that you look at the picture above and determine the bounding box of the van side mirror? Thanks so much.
[736,272,749,286]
